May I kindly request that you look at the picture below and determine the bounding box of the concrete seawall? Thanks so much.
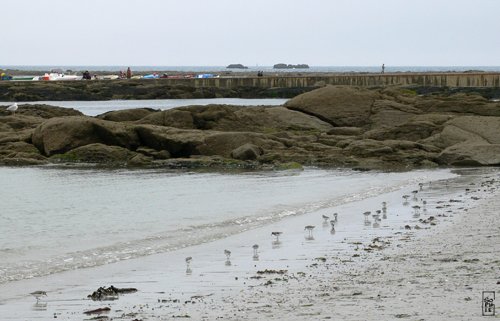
[162,72,500,88]
[2,72,500,102]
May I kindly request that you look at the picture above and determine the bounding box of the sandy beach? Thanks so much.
[0,168,499,320]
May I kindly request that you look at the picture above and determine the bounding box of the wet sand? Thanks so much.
[0,169,499,320]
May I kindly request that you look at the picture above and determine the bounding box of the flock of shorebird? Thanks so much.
[30,181,429,303]
[180,181,429,274]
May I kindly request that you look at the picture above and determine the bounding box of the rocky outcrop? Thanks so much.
[283,86,500,167]
[2,86,500,169]
[138,105,333,133]
[32,117,140,156]
[425,116,500,165]
[285,86,379,127]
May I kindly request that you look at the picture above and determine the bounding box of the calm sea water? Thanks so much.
[0,167,457,284]
[0,98,288,116]
[3,65,500,73]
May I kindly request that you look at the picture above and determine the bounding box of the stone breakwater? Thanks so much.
[1,73,500,102]
[1,85,500,169]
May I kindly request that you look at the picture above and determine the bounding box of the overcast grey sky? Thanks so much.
[1,0,499,66]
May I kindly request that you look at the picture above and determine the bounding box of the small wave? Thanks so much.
[0,174,446,284]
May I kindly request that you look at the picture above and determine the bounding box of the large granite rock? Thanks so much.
[138,105,333,133]
[437,143,500,166]
[32,116,140,156]
[430,116,500,165]
[284,86,379,127]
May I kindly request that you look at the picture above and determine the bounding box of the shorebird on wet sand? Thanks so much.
[7,103,18,114]
[322,214,330,222]
[304,225,315,238]
[224,249,231,260]
[330,220,336,230]
[252,244,259,258]
[422,200,427,211]
[185,257,193,275]
[271,231,282,242]
[363,211,371,222]
[411,190,419,200]
[30,291,47,303]
[332,213,338,223]
[419,182,424,191]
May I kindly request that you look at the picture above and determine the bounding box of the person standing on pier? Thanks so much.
[126,67,132,79]
[381,64,385,74]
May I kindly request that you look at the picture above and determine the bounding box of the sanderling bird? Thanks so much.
[7,103,18,114]
[185,256,192,267]
[304,225,315,238]
[419,182,424,191]
[330,220,336,230]
[363,211,371,222]
[224,249,231,260]
[30,291,47,302]
[252,244,259,257]
[332,213,338,223]
[271,231,282,242]
[322,214,330,222]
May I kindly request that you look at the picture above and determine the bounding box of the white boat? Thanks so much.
[40,73,82,81]
[40,69,82,81]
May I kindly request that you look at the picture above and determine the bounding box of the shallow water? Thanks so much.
[0,167,456,284]
[0,98,288,116]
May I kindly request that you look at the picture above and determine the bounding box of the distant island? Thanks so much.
[273,63,310,69]
[226,64,248,69]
